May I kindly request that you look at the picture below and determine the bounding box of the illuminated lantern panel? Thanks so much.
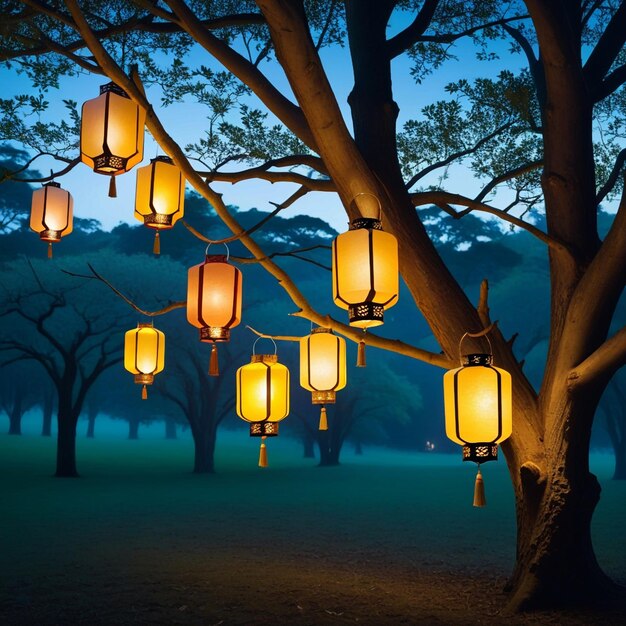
[134,156,185,229]
[332,217,398,328]
[300,328,347,430]
[186,255,242,343]
[29,182,73,257]
[80,82,146,195]
[124,323,165,399]
[443,353,512,463]
[236,355,290,432]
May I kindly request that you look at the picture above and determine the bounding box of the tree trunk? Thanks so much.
[128,418,139,440]
[192,425,216,473]
[86,405,97,439]
[165,416,177,440]
[317,429,342,466]
[613,448,626,480]
[8,392,22,435]
[41,392,53,437]
[56,399,78,477]
[354,440,363,455]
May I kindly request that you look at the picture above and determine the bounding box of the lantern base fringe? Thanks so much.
[141,384,148,400]
[153,231,160,255]
[473,467,486,507]
[47,243,53,259]
[258,436,268,467]
[357,340,366,367]
[108,175,117,198]
[319,406,328,431]
[209,344,219,376]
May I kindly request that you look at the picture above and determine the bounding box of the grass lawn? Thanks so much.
[1,428,625,625]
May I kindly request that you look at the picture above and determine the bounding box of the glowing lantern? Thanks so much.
[29,182,73,258]
[299,327,347,430]
[443,334,512,507]
[186,247,242,376]
[80,82,146,197]
[124,323,165,399]
[332,194,398,365]
[236,339,290,467]
[134,155,185,254]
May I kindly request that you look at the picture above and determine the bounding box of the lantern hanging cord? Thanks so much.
[205,241,230,261]
[252,334,278,356]
[458,322,498,362]
[352,192,382,221]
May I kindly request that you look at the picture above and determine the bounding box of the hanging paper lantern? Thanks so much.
[236,341,290,467]
[299,327,346,430]
[124,323,165,400]
[443,345,512,507]
[29,182,73,258]
[186,250,242,376]
[80,82,146,197]
[134,155,185,255]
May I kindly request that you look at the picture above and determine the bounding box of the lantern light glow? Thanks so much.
[29,182,73,258]
[124,323,165,399]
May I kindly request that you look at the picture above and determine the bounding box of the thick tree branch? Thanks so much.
[386,0,439,58]
[593,62,626,102]
[162,0,318,151]
[584,2,626,92]
[596,148,626,204]
[569,325,626,388]
[410,190,572,253]
[204,168,334,190]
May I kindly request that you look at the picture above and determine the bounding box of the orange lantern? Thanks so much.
[134,156,185,254]
[299,327,347,430]
[236,338,290,467]
[186,246,242,376]
[29,182,73,258]
[80,82,146,197]
[124,323,165,399]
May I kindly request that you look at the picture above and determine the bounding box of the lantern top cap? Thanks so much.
[462,353,494,367]
[349,217,383,231]
[137,322,154,329]
[151,155,174,165]
[251,354,278,364]
[43,181,61,189]
[100,82,130,98]
[311,326,333,335]
[204,254,228,263]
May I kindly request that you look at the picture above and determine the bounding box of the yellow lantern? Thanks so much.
[134,155,185,255]
[236,339,290,467]
[299,327,347,430]
[124,323,165,400]
[443,335,512,507]
[29,182,73,258]
[186,247,242,376]
[80,82,146,197]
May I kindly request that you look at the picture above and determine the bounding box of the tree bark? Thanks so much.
[8,391,22,435]
[41,392,53,437]
[55,392,79,477]
[165,416,177,440]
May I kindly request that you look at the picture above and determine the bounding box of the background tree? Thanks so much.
[2,0,626,612]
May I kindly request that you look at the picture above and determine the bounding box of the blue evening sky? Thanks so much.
[1,12,525,234]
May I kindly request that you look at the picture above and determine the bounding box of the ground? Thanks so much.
[1,422,625,625]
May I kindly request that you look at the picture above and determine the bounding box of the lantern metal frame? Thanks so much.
[301,327,346,405]
[135,155,185,229]
[30,181,73,243]
[80,82,144,175]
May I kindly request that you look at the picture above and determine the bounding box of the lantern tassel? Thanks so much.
[357,339,366,367]
[209,344,219,377]
[153,231,160,255]
[258,436,268,468]
[473,466,486,507]
[319,406,328,431]
[141,384,148,400]
[47,242,53,259]
[108,175,117,198]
